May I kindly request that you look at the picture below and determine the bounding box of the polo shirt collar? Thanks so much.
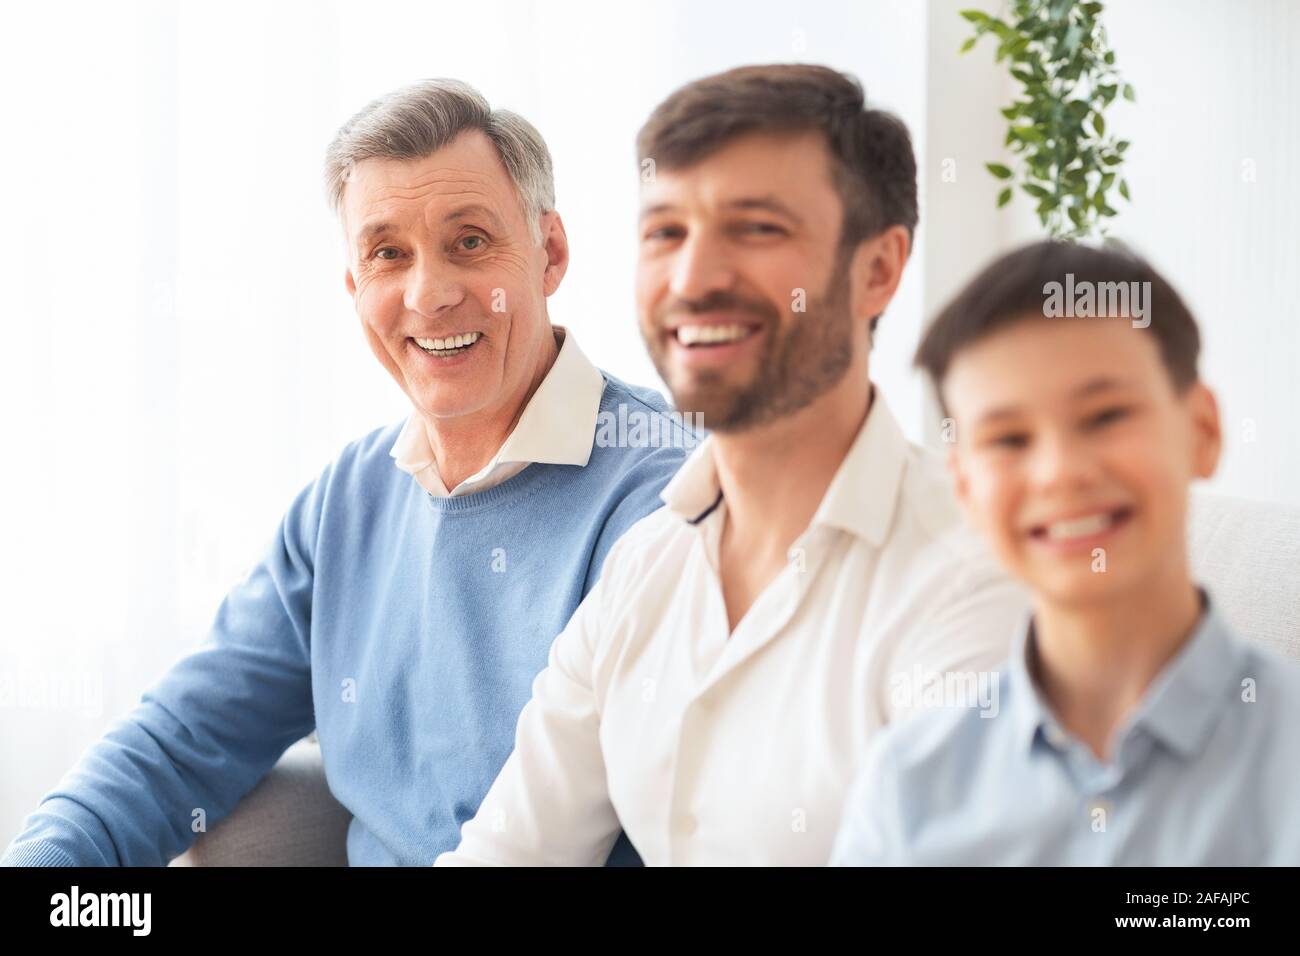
[1009,587,1242,761]
[659,384,908,548]
[389,324,606,480]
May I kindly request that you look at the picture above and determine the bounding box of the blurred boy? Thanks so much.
[831,240,1300,865]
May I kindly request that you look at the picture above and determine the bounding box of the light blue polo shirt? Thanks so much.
[831,588,1300,865]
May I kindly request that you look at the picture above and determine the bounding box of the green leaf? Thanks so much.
[997,187,1013,207]
[1122,83,1136,102]
[960,36,978,53]
[989,20,1015,41]
[1118,179,1131,200]
[1022,183,1052,199]
[986,162,1014,179]
[960,9,991,24]
[1100,172,1116,191]
[1091,112,1105,136]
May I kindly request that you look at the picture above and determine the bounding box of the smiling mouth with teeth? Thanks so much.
[674,323,759,347]
[1028,506,1134,543]
[414,331,482,356]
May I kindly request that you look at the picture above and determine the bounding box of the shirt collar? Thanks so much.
[659,384,908,547]
[1009,587,1243,760]
[389,324,606,482]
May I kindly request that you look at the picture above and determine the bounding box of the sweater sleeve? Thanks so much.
[1,464,328,867]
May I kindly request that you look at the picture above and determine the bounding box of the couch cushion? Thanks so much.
[1189,489,1300,662]
[169,737,350,867]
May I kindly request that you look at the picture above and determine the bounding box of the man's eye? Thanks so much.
[987,433,1029,449]
[373,247,401,261]
[738,222,786,236]
[643,226,683,241]
[458,235,486,251]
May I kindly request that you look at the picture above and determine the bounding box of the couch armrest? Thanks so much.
[169,737,351,866]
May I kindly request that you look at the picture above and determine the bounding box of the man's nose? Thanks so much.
[669,234,735,303]
[404,253,465,317]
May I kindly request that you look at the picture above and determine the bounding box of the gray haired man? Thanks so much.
[2,79,691,867]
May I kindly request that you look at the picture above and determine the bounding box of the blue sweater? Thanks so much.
[2,373,692,866]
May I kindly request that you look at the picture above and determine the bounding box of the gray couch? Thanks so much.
[169,489,1300,866]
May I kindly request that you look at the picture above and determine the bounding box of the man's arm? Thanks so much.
[435,559,623,867]
[884,533,1027,726]
[1,465,328,867]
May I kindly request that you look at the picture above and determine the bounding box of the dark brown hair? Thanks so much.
[915,240,1201,413]
[636,64,919,333]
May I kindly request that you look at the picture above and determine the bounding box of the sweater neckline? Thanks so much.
[417,450,571,514]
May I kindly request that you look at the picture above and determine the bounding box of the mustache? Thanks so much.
[655,290,779,326]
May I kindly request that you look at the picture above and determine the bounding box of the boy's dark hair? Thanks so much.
[915,240,1201,413]
[636,63,919,335]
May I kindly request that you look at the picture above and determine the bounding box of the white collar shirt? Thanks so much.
[389,325,604,496]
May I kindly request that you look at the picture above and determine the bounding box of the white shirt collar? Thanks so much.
[659,385,907,547]
[388,325,606,495]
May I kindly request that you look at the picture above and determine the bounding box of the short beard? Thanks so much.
[650,244,857,434]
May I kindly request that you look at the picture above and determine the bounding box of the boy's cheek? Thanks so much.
[966,468,1021,554]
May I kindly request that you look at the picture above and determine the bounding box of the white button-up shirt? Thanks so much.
[436,388,1029,865]
[389,325,604,496]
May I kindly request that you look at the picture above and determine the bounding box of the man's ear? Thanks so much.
[540,211,570,297]
[1186,381,1223,480]
[851,224,910,327]
[345,268,357,299]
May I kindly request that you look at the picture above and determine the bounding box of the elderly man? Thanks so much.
[437,64,1028,866]
[1,80,690,867]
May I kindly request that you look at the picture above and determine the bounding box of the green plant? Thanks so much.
[961,0,1135,239]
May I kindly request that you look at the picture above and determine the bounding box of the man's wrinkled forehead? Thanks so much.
[341,140,514,246]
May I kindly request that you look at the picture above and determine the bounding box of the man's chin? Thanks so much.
[675,399,769,435]
[409,383,491,422]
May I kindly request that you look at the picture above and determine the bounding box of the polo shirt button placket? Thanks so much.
[1043,722,1070,751]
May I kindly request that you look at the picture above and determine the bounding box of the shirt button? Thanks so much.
[1043,724,1070,750]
